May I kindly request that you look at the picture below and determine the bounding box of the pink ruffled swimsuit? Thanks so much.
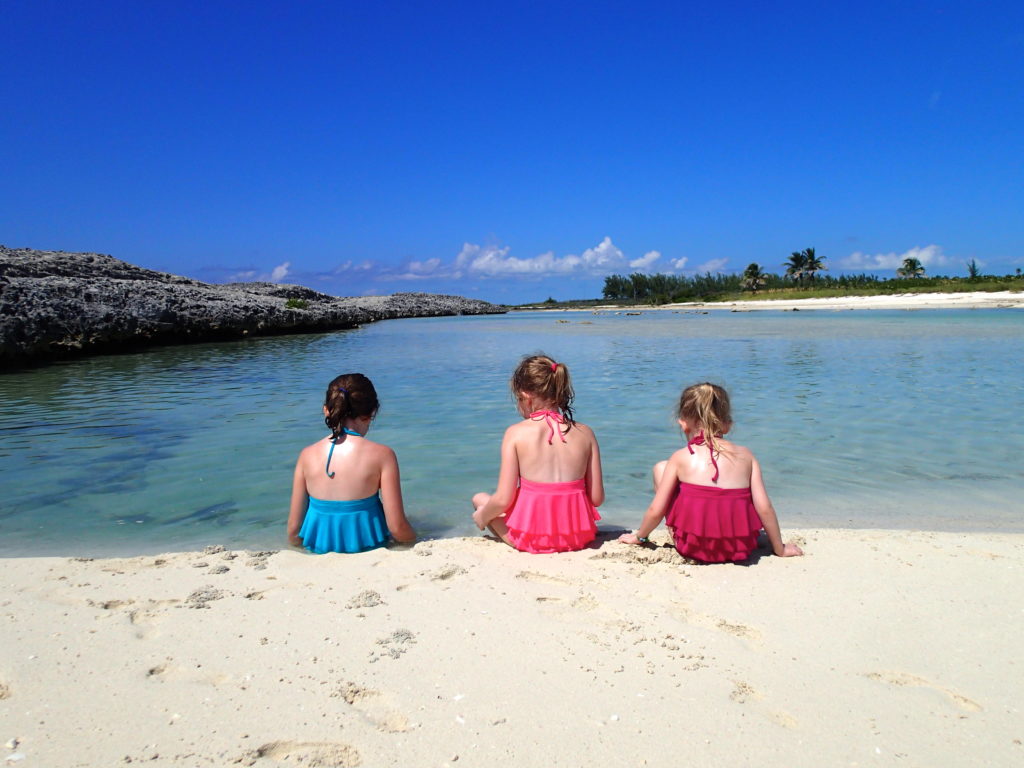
[665,433,762,563]
[503,411,601,554]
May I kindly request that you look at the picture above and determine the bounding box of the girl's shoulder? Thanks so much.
[300,436,332,456]
[569,421,596,439]
[721,439,754,460]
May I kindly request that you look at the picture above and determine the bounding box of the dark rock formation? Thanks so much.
[0,247,505,366]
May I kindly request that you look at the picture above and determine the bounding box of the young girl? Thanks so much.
[472,354,604,553]
[619,382,803,562]
[287,373,416,553]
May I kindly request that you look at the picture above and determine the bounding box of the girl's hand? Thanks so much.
[780,541,804,557]
[618,532,641,546]
[471,507,488,530]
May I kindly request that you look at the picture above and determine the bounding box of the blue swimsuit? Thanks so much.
[298,428,390,554]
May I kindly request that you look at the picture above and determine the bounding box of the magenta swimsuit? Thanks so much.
[665,433,762,563]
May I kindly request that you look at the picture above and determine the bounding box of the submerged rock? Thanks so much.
[0,246,505,365]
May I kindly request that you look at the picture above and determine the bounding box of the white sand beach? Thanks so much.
[2,529,1022,767]
[554,290,1024,313]
[686,290,1024,312]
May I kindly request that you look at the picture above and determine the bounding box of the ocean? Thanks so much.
[1,308,1022,556]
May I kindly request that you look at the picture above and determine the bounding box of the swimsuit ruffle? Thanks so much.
[666,482,762,563]
[505,477,600,554]
[300,495,389,554]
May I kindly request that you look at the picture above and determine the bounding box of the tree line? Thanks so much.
[601,248,1016,303]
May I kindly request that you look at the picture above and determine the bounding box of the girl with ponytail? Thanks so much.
[620,382,802,562]
[472,354,604,553]
[287,373,415,553]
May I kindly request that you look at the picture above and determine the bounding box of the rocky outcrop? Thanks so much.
[0,247,505,365]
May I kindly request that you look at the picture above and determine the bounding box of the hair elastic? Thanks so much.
[550,362,558,372]
[337,386,348,395]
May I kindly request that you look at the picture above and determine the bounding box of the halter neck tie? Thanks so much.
[326,427,363,478]
[530,410,567,444]
[687,431,720,483]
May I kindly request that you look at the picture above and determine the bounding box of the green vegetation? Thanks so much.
[742,262,768,294]
[598,268,1022,306]
[783,247,827,286]
[285,297,309,309]
[897,257,926,278]
[519,248,1021,308]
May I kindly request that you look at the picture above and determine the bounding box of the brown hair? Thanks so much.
[324,373,379,439]
[677,382,732,454]
[510,353,576,429]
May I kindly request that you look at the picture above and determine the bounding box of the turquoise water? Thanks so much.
[1,308,1022,556]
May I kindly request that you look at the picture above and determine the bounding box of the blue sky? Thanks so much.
[3,1,1022,303]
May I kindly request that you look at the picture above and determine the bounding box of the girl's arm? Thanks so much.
[750,457,802,557]
[286,457,309,547]
[380,447,416,543]
[619,454,680,545]
[586,432,605,507]
[473,427,520,529]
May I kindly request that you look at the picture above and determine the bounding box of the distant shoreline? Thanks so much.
[523,290,1024,312]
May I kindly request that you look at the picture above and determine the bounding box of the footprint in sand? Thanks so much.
[672,603,763,645]
[88,598,135,611]
[145,660,232,687]
[0,681,11,700]
[729,680,762,704]
[716,619,761,643]
[515,570,574,585]
[729,680,799,728]
[865,671,982,712]
[346,590,384,609]
[335,682,411,733]
[240,741,361,767]
[82,597,180,639]
[428,564,468,581]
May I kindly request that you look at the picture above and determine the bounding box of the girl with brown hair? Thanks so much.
[472,354,604,553]
[287,373,415,553]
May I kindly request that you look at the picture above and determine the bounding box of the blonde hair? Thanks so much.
[677,382,731,454]
[510,353,576,429]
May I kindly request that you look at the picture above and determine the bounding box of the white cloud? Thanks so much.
[671,256,688,271]
[579,237,625,271]
[407,258,442,275]
[696,258,728,273]
[333,259,376,274]
[228,269,258,281]
[456,237,627,277]
[629,250,661,271]
[840,244,948,271]
[270,262,290,282]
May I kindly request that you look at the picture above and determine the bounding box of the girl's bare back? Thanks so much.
[513,416,597,483]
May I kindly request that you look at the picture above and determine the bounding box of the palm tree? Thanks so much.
[896,257,925,278]
[966,259,981,280]
[784,251,807,286]
[742,262,768,294]
[802,247,827,283]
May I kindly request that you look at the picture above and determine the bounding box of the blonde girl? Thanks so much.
[620,382,802,562]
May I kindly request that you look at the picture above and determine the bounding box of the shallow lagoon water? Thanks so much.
[1,308,1022,556]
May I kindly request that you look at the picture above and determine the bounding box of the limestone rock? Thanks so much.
[0,246,504,364]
